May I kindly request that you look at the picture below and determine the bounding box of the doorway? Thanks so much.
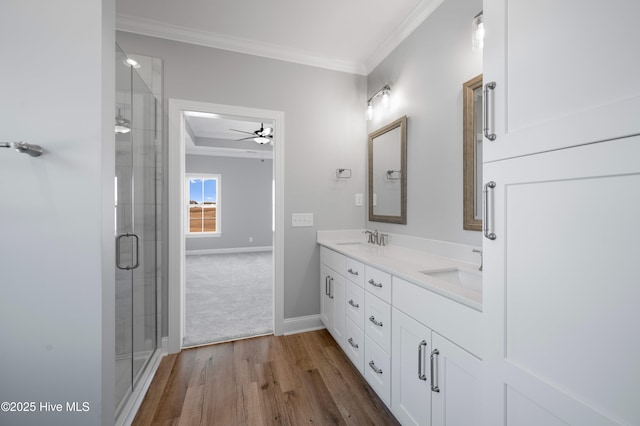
[167,100,285,353]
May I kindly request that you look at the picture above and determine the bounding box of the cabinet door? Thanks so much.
[320,264,333,331]
[483,0,640,161]
[431,333,482,426]
[391,308,432,426]
[482,137,640,425]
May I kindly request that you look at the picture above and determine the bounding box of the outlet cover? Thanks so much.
[292,213,314,227]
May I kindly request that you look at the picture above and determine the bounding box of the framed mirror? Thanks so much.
[463,74,483,231]
[368,115,407,224]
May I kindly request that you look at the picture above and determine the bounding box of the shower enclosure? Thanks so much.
[114,44,160,417]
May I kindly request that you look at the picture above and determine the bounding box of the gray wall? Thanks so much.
[186,155,273,251]
[0,1,115,425]
[117,32,368,321]
[367,0,483,247]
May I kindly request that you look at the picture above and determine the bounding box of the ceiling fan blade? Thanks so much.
[235,136,255,141]
[230,128,256,136]
[262,127,273,136]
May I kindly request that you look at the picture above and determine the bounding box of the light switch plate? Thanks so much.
[292,213,314,227]
[355,193,363,206]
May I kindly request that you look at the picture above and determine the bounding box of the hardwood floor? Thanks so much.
[133,330,400,425]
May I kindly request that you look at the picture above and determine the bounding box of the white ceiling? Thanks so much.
[116,0,445,75]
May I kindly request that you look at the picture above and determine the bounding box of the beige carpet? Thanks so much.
[184,251,273,347]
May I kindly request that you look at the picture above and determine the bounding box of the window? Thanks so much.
[186,174,220,235]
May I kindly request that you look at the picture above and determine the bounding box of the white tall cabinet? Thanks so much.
[482,0,640,424]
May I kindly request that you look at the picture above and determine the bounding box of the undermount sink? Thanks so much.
[420,267,482,292]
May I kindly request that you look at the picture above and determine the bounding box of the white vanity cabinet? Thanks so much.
[392,280,482,426]
[482,0,640,162]
[391,308,432,425]
[320,248,345,349]
[482,136,640,426]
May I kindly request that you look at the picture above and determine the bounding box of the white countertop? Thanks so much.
[318,232,482,311]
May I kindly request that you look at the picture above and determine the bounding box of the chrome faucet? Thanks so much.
[373,230,379,245]
[363,229,374,244]
[472,249,483,271]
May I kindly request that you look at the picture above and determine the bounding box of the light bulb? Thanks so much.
[367,102,374,121]
[472,12,484,51]
[381,90,390,109]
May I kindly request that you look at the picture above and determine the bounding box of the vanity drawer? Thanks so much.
[345,257,365,286]
[345,280,365,328]
[364,291,392,354]
[365,265,392,303]
[364,335,391,406]
[344,317,364,374]
[320,246,345,275]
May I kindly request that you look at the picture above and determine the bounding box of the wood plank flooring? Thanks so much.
[133,330,400,425]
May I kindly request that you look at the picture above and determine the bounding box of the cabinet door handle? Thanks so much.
[418,340,428,381]
[369,315,383,327]
[347,268,359,276]
[348,337,359,349]
[483,81,497,141]
[483,181,497,240]
[430,349,440,393]
[329,277,334,299]
[348,299,360,308]
[369,360,383,375]
[368,279,383,288]
[325,275,330,296]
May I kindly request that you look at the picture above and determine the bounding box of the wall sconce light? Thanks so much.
[115,108,131,134]
[472,11,484,51]
[367,84,391,120]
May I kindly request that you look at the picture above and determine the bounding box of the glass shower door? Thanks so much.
[115,44,158,414]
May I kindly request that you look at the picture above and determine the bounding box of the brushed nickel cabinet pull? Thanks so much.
[348,268,359,276]
[430,349,440,393]
[483,81,497,141]
[369,360,383,374]
[369,315,383,327]
[348,337,359,349]
[348,299,360,308]
[483,181,497,240]
[418,340,428,381]
[368,279,383,288]
[329,277,334,299]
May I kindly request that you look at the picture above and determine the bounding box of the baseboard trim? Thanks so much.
[186,246,273,256]
[282,314,325,335]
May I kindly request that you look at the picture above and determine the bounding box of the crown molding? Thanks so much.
[364,0,446,74]
[117,0,442,78]
[116,14,366,75]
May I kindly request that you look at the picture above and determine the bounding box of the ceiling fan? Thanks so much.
[230,123,273,144]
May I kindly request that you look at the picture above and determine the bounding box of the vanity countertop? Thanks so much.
[318,234,482,311]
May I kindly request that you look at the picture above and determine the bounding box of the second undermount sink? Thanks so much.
[420,267,482,292]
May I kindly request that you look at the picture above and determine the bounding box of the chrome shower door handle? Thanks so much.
[116,233,140,270]
[483,81,497,141]
[483,181,497,240]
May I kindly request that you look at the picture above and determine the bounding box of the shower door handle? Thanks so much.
[116,233,140,270]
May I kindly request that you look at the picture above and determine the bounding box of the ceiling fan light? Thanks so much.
[254,136,271,144]
[115,108,131,134]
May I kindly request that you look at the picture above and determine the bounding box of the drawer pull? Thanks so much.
[369,315,383,327]
[348,337,359,349]
[348,268,359,276]
[348,299,360,308]
[368,279,383,288]
[369,360,383,375]
[328,277,334,299]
